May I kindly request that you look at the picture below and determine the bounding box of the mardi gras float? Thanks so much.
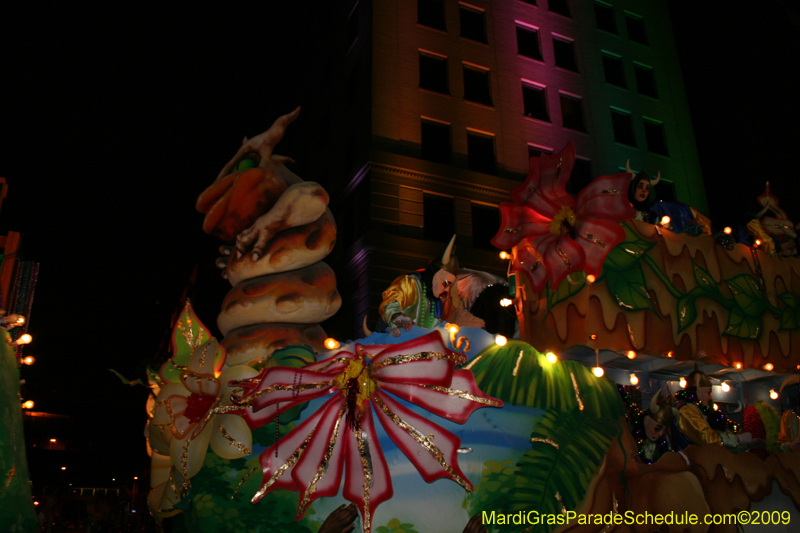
[145,110,800,533]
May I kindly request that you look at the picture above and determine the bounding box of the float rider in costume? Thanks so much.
[673,365,759,452]
[778,375,800,452]
[632,391,676,464]
[626,161,657,222]
[380,235,459,331]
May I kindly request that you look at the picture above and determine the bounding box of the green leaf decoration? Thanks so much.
[162,300,224,383]
[691,261,722,296]
[604,263,656,313]
[723,308,762,340]
[676,288,702,333]
[602,224,655,272]
[375,518,420,533]
[470,410,620,533]
[724,275,768,317]
[546,272,586,311]
[778,292,800,331]
[467,341,625,421]
[779,292,798,308]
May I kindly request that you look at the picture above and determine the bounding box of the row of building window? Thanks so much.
[611,109,668,156]
[594,1,648,45]
[516,24,579,72]
[602,53,658,98]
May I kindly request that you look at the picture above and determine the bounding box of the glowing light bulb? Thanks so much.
[22,400,34,409]
[134,476,138,480]
[755,239,762,247]
[586,274,596,283]
[495,335,507,346]
[665,351,674,358]
[734,362,742,369]
[661,216,671,226]
[590,334,598,341]
[49,438,56,443]
[33,501,39,506]
[16,334,32,345]
[448,324,460,334]
[499,298,513,307]
[323,338,340,350]
[625,350,636,360]
[499,251,511,260]
[630,374,639,385]
[770,389,779,400]
[764,363,774,371]
[545,352,557,364]
[713,404,719,411]
[22,355,35,365]
[721,382,730,392]
[61,467,66,471]
[592,366,604,378]
[679,377,687,388]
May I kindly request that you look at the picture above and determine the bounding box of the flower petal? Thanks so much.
[166,395,194,439]
[541,235,586,290]
[379,370,502,424]
[181,372,220,397]
[303,350,357,374]
[575,172,636,221]
[343,405,393,533]
[210,413,253,459]
[187,338,225,376]
[511,143,576,217]
[490,203,551,250]
[292,400,347,517]
[370,331,465,386]
[373,392,472,490]
[253,396,340,503]
[169,419,213,479]
[574,218,627,277]
[219,365,260,399]
[512,238,550,292]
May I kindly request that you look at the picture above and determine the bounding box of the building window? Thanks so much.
[611,108,636,146]
[419,52,449,94]
[625,12,647,45]
[553,36,578,72]
[459,5,487,43]
[347,3,359,52]
[602,52,626,88]
[421,118,452,164]
[424,194,456,242]
[549,0,571,18]
[568,157,593,195]
[467,130,496,174]
[634,63,658,98]
[594,1,617,34]
[560,93,585,132]
[520,0,537,5]
[418,0,446,31]
[522,83,549,122]
[471,204,500,250]
[527,144,553,158]
[463,65,492,106]
[644,119,668,156]
[655,179,676,203]
[516,24,542,60]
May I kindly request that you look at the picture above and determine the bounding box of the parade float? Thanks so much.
[145,110,800,533]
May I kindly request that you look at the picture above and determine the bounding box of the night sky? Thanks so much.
[1,1,798,491]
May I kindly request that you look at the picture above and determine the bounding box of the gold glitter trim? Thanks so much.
[198,342,211,369]
[614,295,634,310]
[454,336,471,353]
[252,430,316,503]
[2,466,15,493]
[556,247,571,268]
[374,395,471,491]
[231,468,258,499]
[463,355,482,371]
[513,350,524,377]
[504,227,521,234]
[623,247,643,256]
[422,385,502,407]
[371,351,466,371]
[600,189,620,195]
[584,233,607,248]
[530,438,559,449]
[219,424,252,456]
[313,357,355,373]
[626,324,639,349]
[299,404,346,514]
[570,372,584,411]
[556,157,563,178]
[230,380,335,406]
[356,412,373,533]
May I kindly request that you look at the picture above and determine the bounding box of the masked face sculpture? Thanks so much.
[432,269,457,302]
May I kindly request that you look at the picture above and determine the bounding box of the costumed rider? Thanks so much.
[380,235,481,331]
[627,161,656,222]
[673,365,760,452]
[777,375,800,452]
[452,269,517,337]
[631,390,677,464]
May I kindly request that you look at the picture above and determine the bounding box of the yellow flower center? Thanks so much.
[549,205,577,236]
[334,358,376,408]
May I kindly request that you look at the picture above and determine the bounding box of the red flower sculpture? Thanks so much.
[491,142,635,291]
[228,331,502,533]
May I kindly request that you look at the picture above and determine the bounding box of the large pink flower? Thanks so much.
[491,142,635,291]
[228,331,502,533]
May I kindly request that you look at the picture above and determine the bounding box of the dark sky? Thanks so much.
[1,1,798,488]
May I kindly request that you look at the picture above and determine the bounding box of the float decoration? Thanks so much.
[231,331,502,533]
